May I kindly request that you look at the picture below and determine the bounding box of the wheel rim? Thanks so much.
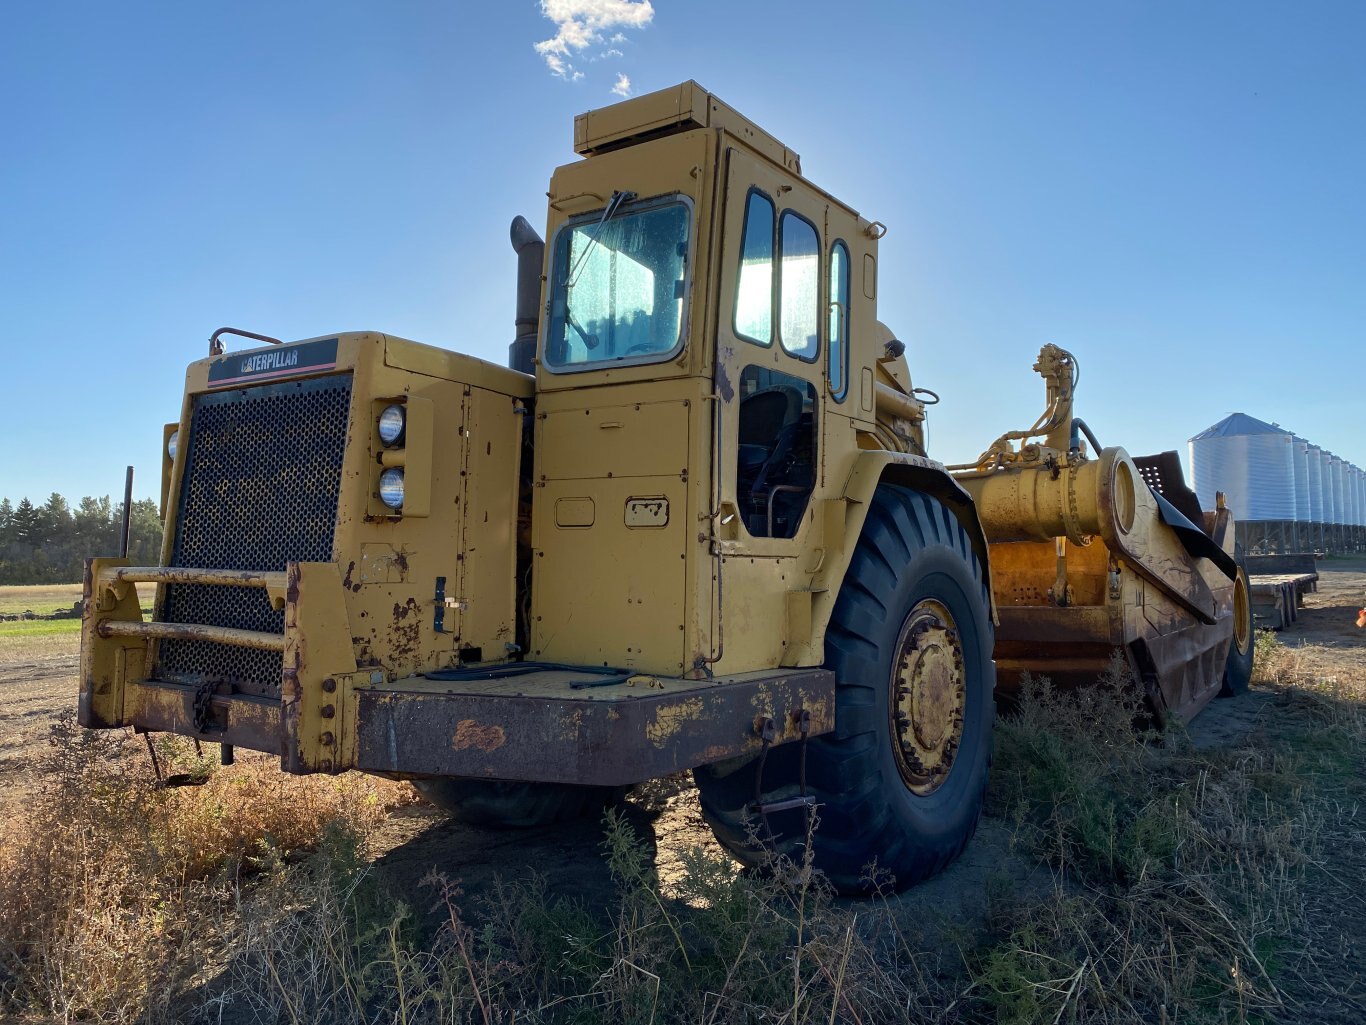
[890,598,967,796]
[1233,569,1252,655]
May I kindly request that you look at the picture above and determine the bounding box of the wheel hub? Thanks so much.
[890,599,966,795]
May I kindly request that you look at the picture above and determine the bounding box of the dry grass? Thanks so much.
[0,630,79,662]
[0,720,412,1023]
[1,643,1361,1024]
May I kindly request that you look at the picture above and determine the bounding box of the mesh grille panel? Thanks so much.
[157,374,352,696]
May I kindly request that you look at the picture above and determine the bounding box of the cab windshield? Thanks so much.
[544,197,691,370]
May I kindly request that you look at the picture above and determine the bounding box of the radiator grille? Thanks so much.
[157,374,353,696]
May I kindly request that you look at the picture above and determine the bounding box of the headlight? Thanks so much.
[378,468,405,509]
[378,404,406,446]
[167,430,179,461]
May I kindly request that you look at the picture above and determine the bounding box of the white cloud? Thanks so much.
[534,0,653,80]
[612,73,632,98]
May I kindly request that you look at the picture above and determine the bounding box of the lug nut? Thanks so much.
[321,704,335,719]
[320,731,334,746]
[322,678,337,693]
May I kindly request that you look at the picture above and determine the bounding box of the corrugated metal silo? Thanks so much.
[1290,436,1310,522]
[1321,450,1337,526]
[1350,464,1360,527]
[1330,455,1346,527]
[1189,413,1295,521]
[1306,444,1324,523]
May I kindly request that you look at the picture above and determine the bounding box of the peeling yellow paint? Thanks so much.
[645,696,705,748]
[559,708,585,739]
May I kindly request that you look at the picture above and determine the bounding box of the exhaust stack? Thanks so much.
[509,215,544,375]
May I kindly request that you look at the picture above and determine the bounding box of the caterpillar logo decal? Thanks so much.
[207,338,339,385]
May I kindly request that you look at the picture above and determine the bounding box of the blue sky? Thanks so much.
[3,1,1364,504]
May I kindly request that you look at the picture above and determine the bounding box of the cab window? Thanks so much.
[544,197,691,370]
[828,240,850,400]
[734,190,774,345]
[779,212,819,361]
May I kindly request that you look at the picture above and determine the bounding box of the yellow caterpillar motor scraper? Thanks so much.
[79,81,1251,893]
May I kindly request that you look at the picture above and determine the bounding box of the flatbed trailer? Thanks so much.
[1245,554,1319,631]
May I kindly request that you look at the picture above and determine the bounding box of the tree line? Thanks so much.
[0,494,164,585]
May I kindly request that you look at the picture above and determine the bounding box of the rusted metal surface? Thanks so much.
[891,598,966,796]
[127,679,281,753]
[280,561,358,775]
[106,566,288,592]
[79,557,145,729]
[992,605,1122,693]
[96,618,285,652]
[354,667,835,786]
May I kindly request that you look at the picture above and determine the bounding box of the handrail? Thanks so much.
[102,566,286,590]
[209,326,284,356]
[92,564,289,615]
[96,619,285,652]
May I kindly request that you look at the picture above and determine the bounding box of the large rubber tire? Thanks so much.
[411,779,624,829]
[1219,548,1254,697]
[694,486,995,894]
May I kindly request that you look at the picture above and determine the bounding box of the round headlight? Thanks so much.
[378,468,405,510]
[378,404,406,446]
[167,430,179,461]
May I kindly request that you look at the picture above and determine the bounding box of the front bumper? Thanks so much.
[79,557,835,784]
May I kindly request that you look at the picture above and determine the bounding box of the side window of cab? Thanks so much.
[733,191,821,363]
[828,240,850,400]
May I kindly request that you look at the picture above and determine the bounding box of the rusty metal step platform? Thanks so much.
[353,666,836,787]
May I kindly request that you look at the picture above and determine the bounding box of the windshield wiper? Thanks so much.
[567,189,636,289]
[566,308,599,350]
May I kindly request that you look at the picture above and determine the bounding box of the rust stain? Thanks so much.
[453,719,506,753]
[342,560,358,592]
[645,696,704,748]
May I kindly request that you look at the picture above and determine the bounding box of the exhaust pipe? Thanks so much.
[509,215,544,374]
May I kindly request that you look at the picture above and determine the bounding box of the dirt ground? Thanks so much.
[1,561,1363,924]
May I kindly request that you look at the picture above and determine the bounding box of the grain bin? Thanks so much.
[1190,413,1296,551]
[1348,464,1362,528]
[1330,454,1345,527]
[1306,443,1324,525]
[1189,413,1295,521]
[1291,436,1310,523]
[1321,450,1337,527]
